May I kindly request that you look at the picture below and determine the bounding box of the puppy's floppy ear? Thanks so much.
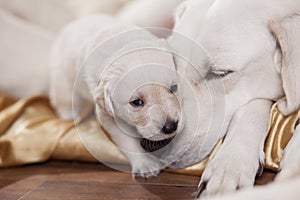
[94,64,125,117]
[95,79,114,117]
[269,14,300,115]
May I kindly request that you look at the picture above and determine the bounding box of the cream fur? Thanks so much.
[117,0,184,31]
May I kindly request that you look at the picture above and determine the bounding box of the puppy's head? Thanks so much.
[95,39,183,150]
[167,1,300,167]
[126,83,182,141]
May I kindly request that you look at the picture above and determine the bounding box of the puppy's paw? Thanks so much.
[196,150,262,198]
[133,168,161,179]
[131,155,164,179]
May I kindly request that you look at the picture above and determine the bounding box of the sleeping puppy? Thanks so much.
[167,0,300,197]
[50,15,183,178]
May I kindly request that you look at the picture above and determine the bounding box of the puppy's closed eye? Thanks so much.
[205,70,234,80]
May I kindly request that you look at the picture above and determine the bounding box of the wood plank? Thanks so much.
[255,170,276,185]
[0,172,198,199]
[0,161,276,199]
[0,161,109,188]
[20,180,196,200]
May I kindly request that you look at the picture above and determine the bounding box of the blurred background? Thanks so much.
[0,0,183,98]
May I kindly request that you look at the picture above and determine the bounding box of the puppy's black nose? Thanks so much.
[162,120,178,134]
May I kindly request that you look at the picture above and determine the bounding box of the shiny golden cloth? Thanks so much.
[0,94,127,167]
[264,103,300,171]
[0,95,299,175]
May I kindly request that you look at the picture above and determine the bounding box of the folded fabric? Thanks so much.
[0,94,127,167]
[0,94,299,176]
[265,103,300,171]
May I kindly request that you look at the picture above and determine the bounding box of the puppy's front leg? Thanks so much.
[197,99,272,198]
[276,123,300,181]
[97,109,165,178]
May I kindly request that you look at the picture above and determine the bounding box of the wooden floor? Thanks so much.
[0,161,276,200]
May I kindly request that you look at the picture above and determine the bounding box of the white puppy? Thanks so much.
[166,0,300,198]
[50,15,184,178]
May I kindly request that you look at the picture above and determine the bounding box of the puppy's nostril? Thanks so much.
[162,120,178,134]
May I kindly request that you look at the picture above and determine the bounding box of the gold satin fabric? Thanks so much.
[0,95,299,175]
[264,103,300,171]
[0,94,127,167]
